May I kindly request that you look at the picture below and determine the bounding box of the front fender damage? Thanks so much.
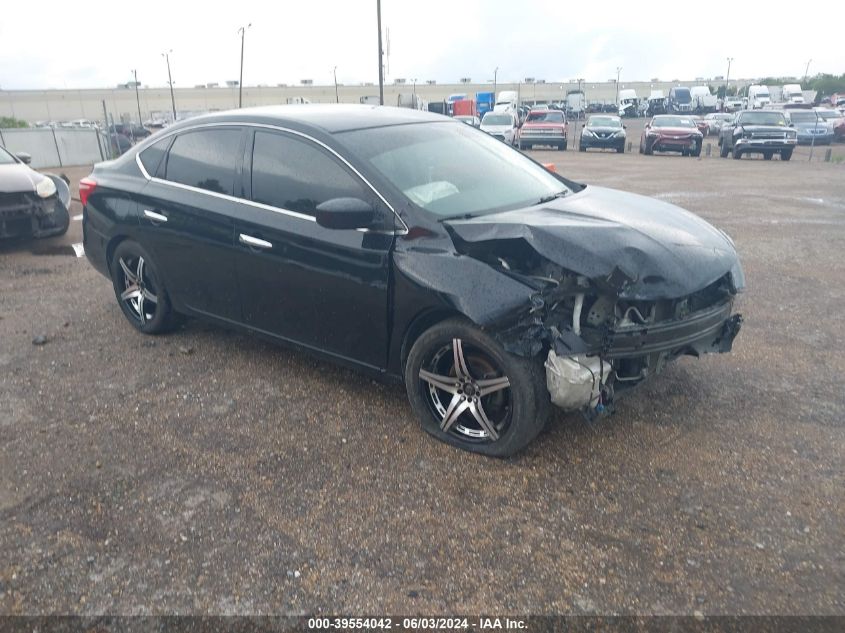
[398,225,743,416]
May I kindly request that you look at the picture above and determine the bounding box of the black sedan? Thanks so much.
[0,146,71,240]
[579,115,626,152]
[81,105,744,456]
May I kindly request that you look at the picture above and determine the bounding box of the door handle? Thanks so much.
[239,233,272,250]
[143,209,168,223]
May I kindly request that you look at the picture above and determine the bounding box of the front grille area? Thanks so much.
[0,192,39,216]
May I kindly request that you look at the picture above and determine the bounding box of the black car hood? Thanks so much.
[445,185,743,300]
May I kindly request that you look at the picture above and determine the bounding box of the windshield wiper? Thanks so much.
[439,212,480,222]
[536,190,569,205]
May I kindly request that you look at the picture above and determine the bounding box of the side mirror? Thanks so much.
[16,152,32,165]
[315,197,375,230]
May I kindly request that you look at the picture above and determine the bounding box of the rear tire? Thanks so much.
[763,152,773,160]
[616,144,624,154]
[580,142,587,152]
[720,140,730,158]
[405,318,550,457]
[732,147,742,159]
[110,240,178,334]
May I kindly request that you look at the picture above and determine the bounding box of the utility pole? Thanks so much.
[804,59,812,83]
[333,66,339,103]
[238,24,251,108]
[376,0,384,105]
[132,69,142,127]
[615,67,622,105]
[725,57,733,98]
[162,51,176,122]
[493,67,499,100]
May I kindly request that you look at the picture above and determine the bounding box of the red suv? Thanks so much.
[518,109,568,151]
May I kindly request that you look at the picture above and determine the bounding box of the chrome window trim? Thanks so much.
[134,121,409,234]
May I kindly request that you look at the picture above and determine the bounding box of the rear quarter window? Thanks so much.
[138,137,172,178]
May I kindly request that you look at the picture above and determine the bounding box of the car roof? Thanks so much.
[159,104,449,136]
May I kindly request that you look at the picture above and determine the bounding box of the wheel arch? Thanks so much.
[399,308,467,378]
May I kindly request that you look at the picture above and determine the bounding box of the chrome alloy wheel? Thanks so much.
[419,338,512,442]
[117,255,158,324]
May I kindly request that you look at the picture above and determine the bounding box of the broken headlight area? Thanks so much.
[0,191,67,239]
[463,241,743,416]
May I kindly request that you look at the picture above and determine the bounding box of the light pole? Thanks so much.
[376,0,384,105]
[615,66,621,105]
[162,50,176,122]
[493,66,499,100]
[725,57,733,100]
[803,59,812,83]
[238,23,251,108]
[333,66,339,103]
[131,69,142,127]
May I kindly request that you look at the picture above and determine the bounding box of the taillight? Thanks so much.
[78,177,97,207]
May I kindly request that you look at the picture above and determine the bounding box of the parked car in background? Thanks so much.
[518,109,568,150]
[668,87,694,113]
[703,113,733,135]
[646,90,667,116]
[639,115,703,156]
[80,105,744,456]
[719,110,797,160]
[787,111,834,145]
[693,116,709,136]
[454,115,481,128]
[110,123,152,139]
[723,97,744,112]
[0,145,71,240]
[579,115,626,153]
[480,111,517,145]
[813,108,845,141]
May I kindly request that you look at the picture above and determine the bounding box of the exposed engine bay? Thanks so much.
[449,235,743,416]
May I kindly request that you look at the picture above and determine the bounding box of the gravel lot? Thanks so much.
[1,140,843,616]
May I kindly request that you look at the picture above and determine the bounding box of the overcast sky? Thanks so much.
[0,0,839,90]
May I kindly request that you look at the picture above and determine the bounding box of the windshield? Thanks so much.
[815,110,839,120]
[587,116,621,128]
[652,116,696,128]
[739,112,787,126]
[526,111,564,123]
[0,146,17,165]
[673,89,691,103]
[338,122,569,219]
[789,112,822,123]
[482,114,512,126]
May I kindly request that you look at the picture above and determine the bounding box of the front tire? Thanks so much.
[110,240,178,334]
[732,146,743,159]
[720,140,730,158]
[781,148,793,161]
[405,318,549,457]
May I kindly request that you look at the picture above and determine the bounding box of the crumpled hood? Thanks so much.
[0,163,44,193]
[445,185,744,299]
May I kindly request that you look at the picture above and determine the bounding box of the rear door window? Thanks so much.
[164,129,242,195]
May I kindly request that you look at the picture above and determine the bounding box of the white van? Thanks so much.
[748,85,772,109]
[690,86,718,112]
[782,84,804,104]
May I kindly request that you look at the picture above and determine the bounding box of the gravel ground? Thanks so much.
[0,147,843,617]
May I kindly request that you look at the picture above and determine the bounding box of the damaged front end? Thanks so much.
[0,174,71,240]
[444,208,744,416]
